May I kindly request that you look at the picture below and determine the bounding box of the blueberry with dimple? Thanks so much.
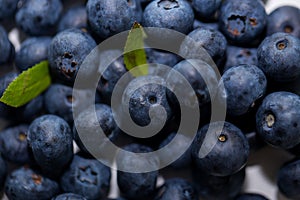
[5,167,60,200]
[224,46,258,72]
[235,193,269,200]
[192,0,221,20]
[0,155,6,190]
[15,37,52,71]
[219,0,267,46]
[48,28,97,84]
[154,178,198,200]
[60,155,111,200]
[192,121,249,176]
[180,27,227,68]
[220,64,267,116]
[117,143,159,200]
[257,32,300,82]
[256,92,300,149]
[143,0,194,34]
[73,104,119,154]
[15,0,62,36]
[52,193,87,200]
[28,114,73,178]
[87,0,142,39]
[58,6,87,32]
[123,75,173,127]
[277,159,300,199]
[0,124,31,165]
[0,0,19,20]
[0,25,15,65]
[267,6,300,38]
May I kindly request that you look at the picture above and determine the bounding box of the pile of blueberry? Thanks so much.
[0,0,300,199]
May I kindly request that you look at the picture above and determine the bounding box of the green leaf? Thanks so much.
[0,61,51,107]
[124,22,148,77]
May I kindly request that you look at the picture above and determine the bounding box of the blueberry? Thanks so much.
[235,193,269,200]
[15,37,52,71]
[267,6,300,38]
[193,167,246,200]
[256,91,300,149]
[60,155,111,200]
[155,178,198,200]
[28,114,73,178]
[257,32,300,82]
[219,0,267,46]
[180,27,227,68]
[15,0,63,36]
[0,124,31,165]
[146,48,180,68]
[191,0,221,21]
[0,155,7,190]
[0,0,19,20]
[277,159,300,199]
[143,0,194,34]
[123,75,172,127]
[58,5,87,32]
[87,0,142,39]
[5,167,60,200]
[192,121,249,176]
[159,132,192,168]
[97,50,128,104]
[193,19,219,31]
[52,193,87,200]
[117,143,159,200]
[224,46,258,72]
[220,64,267,116]
[48,28,97,84]
[0,25,15,65]
[73,104,119,154]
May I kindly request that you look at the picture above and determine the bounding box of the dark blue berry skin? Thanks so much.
[0,0,19,20]
[0,25,15,65]
[193,167,245,200]
[219,0,267,46]
[0,124,31,165]
[159,132,192,168]
[154,178,198,200]
[73,104,119,154]
[235,193,269,200]
[257,32,300,82]
[192,121,249,176]
[224,46,258,72]
[60,155,111,200]
[15,37,52,71]
[87,0,142,39]
[193,19,219,31]
[146,48,180,68]
[220,65,267,116]
[97,50,128,105]
[192,0,221,21]
[180,27,227,68]
[48,28,97,84]
[52,193,87,200]
[124,75,172,127]
[256,92,300,149]
[28,114,73,178]
[15,0,63,36]
[143,0,194,34]
[58,6,87,32]
[0,155,7,190]
[5,167,60,200]
[267,6,300,38]
[277,159,300,199]
[117,144,158,200]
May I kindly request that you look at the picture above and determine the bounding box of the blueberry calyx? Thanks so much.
[218,134,227,142]
[31,174,42,185]
[284,25,293,33]
[276,39,288,50]
[157,0,179,10]
[18,132,27,141]
[227,15,246,36]
[265,113,275,128]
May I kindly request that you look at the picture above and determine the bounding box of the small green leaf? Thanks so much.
[0,61,51,107]
[124,22,148,77]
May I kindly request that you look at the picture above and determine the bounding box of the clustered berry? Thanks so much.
[0,0,299,200]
